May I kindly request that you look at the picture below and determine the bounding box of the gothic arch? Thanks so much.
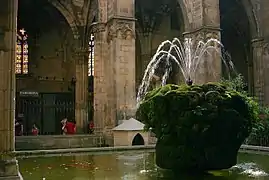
[240,0,260,38]
[48,0,80,39]
[132,133,145,146]
[220,0,254,92]
[176,0,191,31]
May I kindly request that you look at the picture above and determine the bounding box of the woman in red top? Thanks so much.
[64,120,76,135]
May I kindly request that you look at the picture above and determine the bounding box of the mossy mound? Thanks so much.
[136,83,258,172]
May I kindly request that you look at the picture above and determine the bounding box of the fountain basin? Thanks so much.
[136,83,258,172]
[17,150,269,179]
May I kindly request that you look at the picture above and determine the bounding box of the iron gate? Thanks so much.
[16,92,75,135]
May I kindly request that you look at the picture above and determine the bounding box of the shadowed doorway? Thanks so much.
[132,133,145,146]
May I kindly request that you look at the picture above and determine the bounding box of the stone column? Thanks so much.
[183,0,221,84]
[251,38,265,105]
[91,22,108,133]
[106,0,136,124]
[0,0,22,179]
[74,48,88,133]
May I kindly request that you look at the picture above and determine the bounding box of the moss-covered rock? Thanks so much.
[136,83,259,172]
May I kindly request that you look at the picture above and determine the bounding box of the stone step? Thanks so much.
[0,172,23,180]
[0,175,22,180]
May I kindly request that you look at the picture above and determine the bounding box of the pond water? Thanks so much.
[18,150,269,180]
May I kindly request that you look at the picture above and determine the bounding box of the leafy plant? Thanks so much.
[221,74,269,146]
[246,106,269,146]
[220,74,247,94]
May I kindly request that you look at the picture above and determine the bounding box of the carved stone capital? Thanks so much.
[184,26,221,41]
[250,38,269,56]
[90,22,106,34]
[251,38,265,48]
[107,20,135,42]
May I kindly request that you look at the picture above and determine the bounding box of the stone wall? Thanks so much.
[15,135,105,150]
[16,23,75,93]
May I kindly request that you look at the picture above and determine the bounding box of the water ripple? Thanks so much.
[230,162,268,177]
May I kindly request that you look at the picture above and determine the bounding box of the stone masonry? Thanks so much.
[0,0,22,179]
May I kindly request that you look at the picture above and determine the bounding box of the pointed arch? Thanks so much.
[240,0,260,38]
[220,0,254,92]
[132,133,145,146]
[177,0,191,31]
[48,0,80,39]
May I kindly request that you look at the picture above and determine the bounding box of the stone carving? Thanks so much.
[205,31,220,40]
[90,22,106,33]
[184,27,220,48]
[107,21,135,42]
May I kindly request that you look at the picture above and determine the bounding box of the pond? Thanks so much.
[18,150,269,180]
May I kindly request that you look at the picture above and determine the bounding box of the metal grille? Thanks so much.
[16,92,75,135]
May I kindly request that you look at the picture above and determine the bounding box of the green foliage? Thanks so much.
[136,81,259,171]
[220,74,247,94]
[221,74,269,146]
[221,75,269,147]
[246,107,269,146]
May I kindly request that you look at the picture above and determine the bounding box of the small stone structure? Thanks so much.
[112,118,149,146]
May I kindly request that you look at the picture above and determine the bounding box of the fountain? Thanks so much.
[136,37,235,104]
[136,38,258,172]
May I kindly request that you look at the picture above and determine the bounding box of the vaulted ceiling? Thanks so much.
[18,0,67,35]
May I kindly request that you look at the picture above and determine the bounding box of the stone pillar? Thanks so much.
[74,48,88,133]
[91,22,108,133]
[106,0,136,124]
[183,0,221,84]
[0,0,22,179]
[251,38,265,105]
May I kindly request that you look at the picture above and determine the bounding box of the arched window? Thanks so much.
[16,29,29,74]
[88,34,94,76]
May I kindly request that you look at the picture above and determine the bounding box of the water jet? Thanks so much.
[137,38,235,104]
